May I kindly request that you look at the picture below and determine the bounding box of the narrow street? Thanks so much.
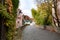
[1,0,60,40]
[14,24,60,40]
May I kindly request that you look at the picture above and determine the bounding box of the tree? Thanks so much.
[53,0,60,27]
[39,0,52,26]
[52,0,60,32]
[31,0,52,29]
[31,9,41,25]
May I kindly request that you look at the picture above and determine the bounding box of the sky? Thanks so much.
[18,0,37,18]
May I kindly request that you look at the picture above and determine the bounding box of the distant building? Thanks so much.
[16,9,23,28]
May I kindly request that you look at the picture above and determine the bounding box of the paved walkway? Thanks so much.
[22,25,60,40]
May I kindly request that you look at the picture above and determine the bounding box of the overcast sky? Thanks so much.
[18,0,37,18]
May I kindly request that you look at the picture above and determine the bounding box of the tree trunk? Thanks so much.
[53,0,60,27]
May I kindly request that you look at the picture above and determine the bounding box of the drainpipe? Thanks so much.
[1,0,5,5]
[0,0,6,40]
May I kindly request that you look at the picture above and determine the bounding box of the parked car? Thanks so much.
[24,20,31,25]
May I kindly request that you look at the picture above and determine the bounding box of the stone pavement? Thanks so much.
[22,25,60,40]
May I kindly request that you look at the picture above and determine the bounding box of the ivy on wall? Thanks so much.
[0,0,19,40]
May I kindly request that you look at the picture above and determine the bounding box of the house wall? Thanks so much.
[16,9,23,28]
[57,0,60,20]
